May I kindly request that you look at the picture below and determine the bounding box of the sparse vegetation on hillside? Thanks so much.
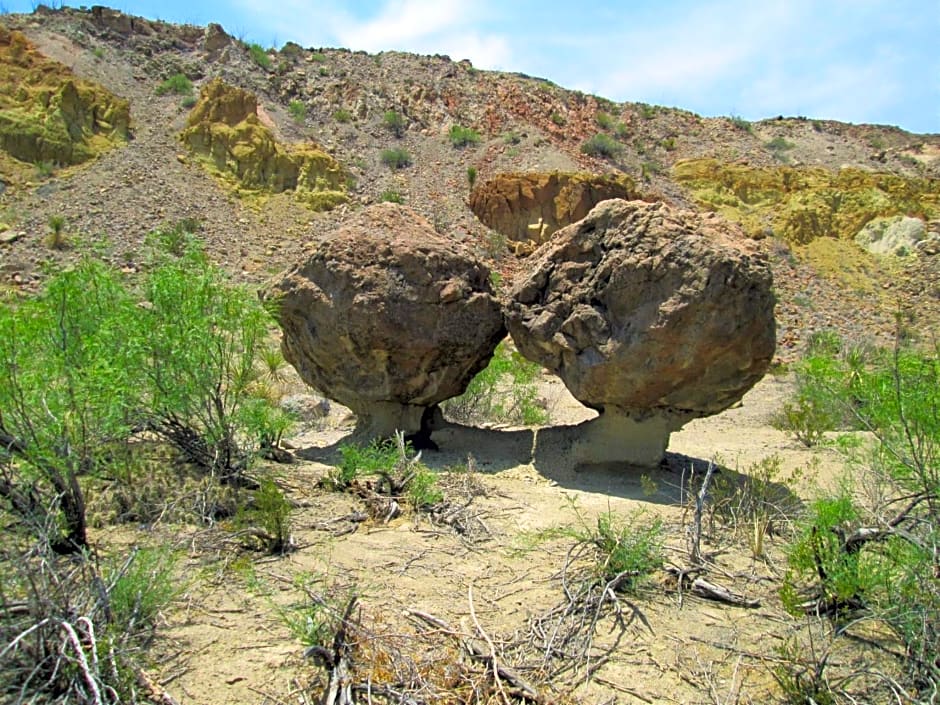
[248,42,271,69]
[581,132,622,158]
[448,124,480,148]
[380,146,411,169]
[382,109,406,137]
[155,72,192,96]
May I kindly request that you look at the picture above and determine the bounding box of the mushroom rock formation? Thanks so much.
[507,199,776,466]
[265,203,506,441]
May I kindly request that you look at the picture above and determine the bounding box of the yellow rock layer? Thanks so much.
[673,158,939,244]
[180,78,347,211]
[0,24,129,179]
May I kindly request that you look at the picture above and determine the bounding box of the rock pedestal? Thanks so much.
[507,198,776,464]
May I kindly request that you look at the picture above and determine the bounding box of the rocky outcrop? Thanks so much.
[0,25,129,175]
[855,215,926,256]
[506,198,775,465]
[673,158,940,244]
[181,78,347,210]
[469,172,636,248]
[265,203,506,440]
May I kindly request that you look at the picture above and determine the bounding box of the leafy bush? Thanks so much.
[448,124,480,148]
[155,72,192,96]
[581,133,622,158]
[288,99,306,122]
[442,341,548,426]
[248,42,271,69]
[729,115,752,132]
[549,111,566,126]
[333,108,353,123]
[382,109,405,137]
[0,243,289,551]
[381,147,411,170]
[778,338,940,692]
[573,509,663,592]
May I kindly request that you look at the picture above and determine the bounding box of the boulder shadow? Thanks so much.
[294,424,803,511]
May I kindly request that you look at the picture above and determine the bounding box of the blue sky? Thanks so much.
[4,0,938,133]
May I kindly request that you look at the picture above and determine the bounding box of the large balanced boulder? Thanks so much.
[265,203,506,440]
[508,199,775,465]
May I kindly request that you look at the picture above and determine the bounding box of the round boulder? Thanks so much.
[265,203,506,440]
[507,199,775,465]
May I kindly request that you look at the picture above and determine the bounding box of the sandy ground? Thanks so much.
[143,371,861,705]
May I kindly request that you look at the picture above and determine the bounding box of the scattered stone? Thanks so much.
[507,199,776,465]
[265,203,506,440]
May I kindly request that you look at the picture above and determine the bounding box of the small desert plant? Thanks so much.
[380,147,412,170]
[248,42,272,69]
[706,455,803,558]
[309,51,327,63]
[333,108,353,123]
[106,547,180,634]
[729,115,752,132]
[180,95,197,109]
[466,166,477,189]
[581,133,622,158]
[46,214,67,249]
[595,110,614,129]
[638,103,656,119]
[382,109,405,137]
[448,124,480,147]
[549,111,566,126]
[407,466,444,510]
[155,72,192,96]
[443,341,548,426]
[242,478,293,553]
[288,99,306,123]
[380,189,404,203]
[590,510,664,589]
[92,46,104,59]
[660,136,677,151]
[324,439,400,490]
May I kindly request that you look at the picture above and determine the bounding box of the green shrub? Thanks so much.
[466,166,477,188]
[381,147,411,170]
[288,99,307,122]
[778,338,940,692]
[107,547,179,633]
[448,124,480,147]
[380,189,404,203]
[729,115,752,132]
[550,111,566,126]
[155,72,192,96]
[243,478,293,553]
[581,133,622,158]
[248,42,272,69]
[765,136,795,152]
[660,136,676,151]
[580,510,664,591]
[443,341,548,426]
[180,95,197,109]
[333,108,353,123]
[638,103,656,120]
[309,51,327,63]
[595,111,614,129]
[382,109,405,137]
